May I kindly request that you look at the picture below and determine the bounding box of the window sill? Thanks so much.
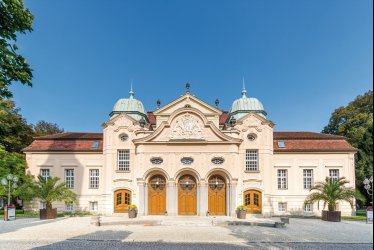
[245,171,260,173]
[116,170,131,173]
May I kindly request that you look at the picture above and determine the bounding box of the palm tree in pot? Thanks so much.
[30,176,77,219]
[304,177,364,222]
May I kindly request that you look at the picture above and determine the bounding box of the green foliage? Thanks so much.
[33,120,64,137]
[304,177,365,212]
[0,145,32,200]
[322,90,373,202]
[26,176,77,209]
[0,0,34,98]
[0,98,33,153]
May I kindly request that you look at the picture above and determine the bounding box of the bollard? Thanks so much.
[90,216,101,226]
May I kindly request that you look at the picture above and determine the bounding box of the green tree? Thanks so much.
[0,145,32,201]
[304,177,364,212]
[33,120,64,137]
[0,97,33,153]
[322,90,373,202]
[26,176,77,209]
[0,0,34,98]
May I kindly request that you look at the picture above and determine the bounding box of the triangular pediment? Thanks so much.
[134,109,241,144]
[154,93,222,116]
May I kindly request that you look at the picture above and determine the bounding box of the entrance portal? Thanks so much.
[148,175,167,215]
[178,175,197,215]
[208,175,226,215]
[114,189,131,213]
[243,190,262,214]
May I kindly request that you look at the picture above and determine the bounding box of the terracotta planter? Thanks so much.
[39,208,57,220]
[128,210,137,219]
[322,210,341,222]
[237,210,247,219]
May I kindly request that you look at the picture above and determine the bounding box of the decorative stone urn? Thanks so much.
[39,208,57,220]
[128,210,137,219]
[236,205,247,219]
[322,210,341,222]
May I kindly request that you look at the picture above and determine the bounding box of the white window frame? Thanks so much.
[65,202,74,211]
[303,169,314,189]
[89,201,98,211]
[245,150,259,172]
[40,169,50,181]
[304,203,313,212]
[40,201,46,209]
[118,150,130,171]
[277,169,288,189]
[89,169,99,189]
[65,169,74,189]
[278,202,287,212]
[329,169,339,182]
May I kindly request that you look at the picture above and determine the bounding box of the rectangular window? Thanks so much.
[89,201,98,211]
[65,202,74,211]
[89,169,99,189]
[245,150,258,172]
[304,203,313,212]
[40,201,46,209]
[278,202,287,212]
[303,169,314,189]
[40,169,50,180]
[277,169,288,189]
[118,150,130,171]
[65,169,74,189]
[329,169,339,182]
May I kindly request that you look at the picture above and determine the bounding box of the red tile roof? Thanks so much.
[147,112,156,125]
[24,132,356,153]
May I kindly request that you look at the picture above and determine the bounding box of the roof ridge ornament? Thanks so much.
[186,81,191,94]
[242,77,247,98]
[129,80,134,99]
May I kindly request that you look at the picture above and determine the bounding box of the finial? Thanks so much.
[139,117,146,128]
[241,77,247,98]
[215,98,219,108]
[157,99,161,109]
[186,81,190,94]
[129,80,134,99]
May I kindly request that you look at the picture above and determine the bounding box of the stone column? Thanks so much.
[199,180,208,216]
[137,180,146,216]
[166,180,177,216]
[230,180,238,217]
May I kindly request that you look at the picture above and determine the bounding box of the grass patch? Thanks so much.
[342,215,367,221]
[57,211,92,217]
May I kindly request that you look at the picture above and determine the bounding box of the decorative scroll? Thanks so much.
[169,113,204,140]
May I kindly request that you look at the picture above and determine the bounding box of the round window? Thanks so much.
[150,158,163,165]
[120,134,129,142]
[181,157,194,165]
[211,157,224,165]
[247,134,257,141]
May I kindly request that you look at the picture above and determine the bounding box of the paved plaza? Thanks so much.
[0,217,372,249]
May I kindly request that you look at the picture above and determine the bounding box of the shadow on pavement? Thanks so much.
[0,217,68,235]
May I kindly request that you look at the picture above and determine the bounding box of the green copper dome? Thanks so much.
[228,81,267,121]
[110,85,148,121]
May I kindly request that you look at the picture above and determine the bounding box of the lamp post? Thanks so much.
[1,174,18,205]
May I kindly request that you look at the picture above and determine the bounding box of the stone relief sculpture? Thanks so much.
[169,113,205,140]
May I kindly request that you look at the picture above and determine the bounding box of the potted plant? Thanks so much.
[236,205,247,219]
[304,177,364,222]
[26,176,77,219]
[128,204,137,219]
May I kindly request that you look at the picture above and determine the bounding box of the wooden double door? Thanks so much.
[114,189,131,213]
[178,175,197,215]
[208,175,226,215]
[148,175,167,215]
[243,190,262,214]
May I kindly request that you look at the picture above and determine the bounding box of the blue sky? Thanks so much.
[11,0,373,132]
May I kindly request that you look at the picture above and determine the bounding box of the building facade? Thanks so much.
[24,84,357,216]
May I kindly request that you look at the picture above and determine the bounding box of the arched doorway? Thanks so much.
[208,175,226,215]
[178,175,197,215]
[148,175,167,215]
[114,189,131,213]
[243,190,262,214]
